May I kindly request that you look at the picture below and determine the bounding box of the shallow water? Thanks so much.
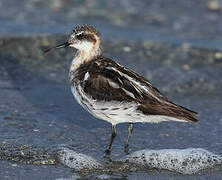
[0,36,222,179]
[1,0,222,179]
[1,0,222,50]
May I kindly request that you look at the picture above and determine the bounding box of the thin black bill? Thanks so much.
[44,41,70,53]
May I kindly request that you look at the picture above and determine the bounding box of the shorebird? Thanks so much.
[45,25,199,155]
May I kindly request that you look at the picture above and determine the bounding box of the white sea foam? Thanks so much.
[57,147,222,174]
[123,148,222,174]
[57,148,102,171]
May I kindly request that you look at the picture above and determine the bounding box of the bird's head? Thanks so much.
[68,24,101,51]
[45,25,101,53]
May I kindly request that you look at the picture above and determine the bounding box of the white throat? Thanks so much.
[69,44,101,81]
[70,41,94,51]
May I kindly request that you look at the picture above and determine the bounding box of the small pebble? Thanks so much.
[207,1,221,11]
[182,64,190,70]
[123,46,131,52]
[11,164,17,167]
[40,161,46,165]
[50,73,57,77]
[214,52,222,59]
[164,59,172,65]
[182,43,191,50]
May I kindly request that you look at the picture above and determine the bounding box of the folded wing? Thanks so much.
[77,57,199,122]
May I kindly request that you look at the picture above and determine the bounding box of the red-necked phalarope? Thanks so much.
[45,24,199,155]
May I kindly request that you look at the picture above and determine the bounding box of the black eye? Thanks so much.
[76,33,84,39]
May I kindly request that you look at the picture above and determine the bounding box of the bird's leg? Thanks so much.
[124,123,133,154]
[105,125,116,156]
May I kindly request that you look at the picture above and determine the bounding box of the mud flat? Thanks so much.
[0,35,222,179]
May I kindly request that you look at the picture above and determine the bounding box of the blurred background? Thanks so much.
[1,0,222,49]
[1,0,222,179]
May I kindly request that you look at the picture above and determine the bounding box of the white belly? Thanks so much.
[71,84,140,125]
[71,84,186,125]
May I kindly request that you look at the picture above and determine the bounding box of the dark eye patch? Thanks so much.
[76,33,84,39]
[76,33,96,43]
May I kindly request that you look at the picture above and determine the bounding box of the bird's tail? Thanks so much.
[175,104,199,122]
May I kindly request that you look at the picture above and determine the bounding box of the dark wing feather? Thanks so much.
[116,60,199,122]
[83,74,135,102]
[74,56,199,122]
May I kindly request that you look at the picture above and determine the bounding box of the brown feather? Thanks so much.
[72,55,199,122]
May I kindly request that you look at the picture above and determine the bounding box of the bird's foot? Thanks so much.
[105,148,111,155]
[104,149,112,161]
[124,144,130,154]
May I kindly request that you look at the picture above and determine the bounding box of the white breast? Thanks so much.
[71,83,187,125]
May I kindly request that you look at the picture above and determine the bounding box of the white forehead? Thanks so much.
[71,31,83,38]
[76,31,83,36]
[71,30,93,38]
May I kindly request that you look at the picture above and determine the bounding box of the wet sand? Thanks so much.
[0,35,222,179]
[1,0,222,179]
